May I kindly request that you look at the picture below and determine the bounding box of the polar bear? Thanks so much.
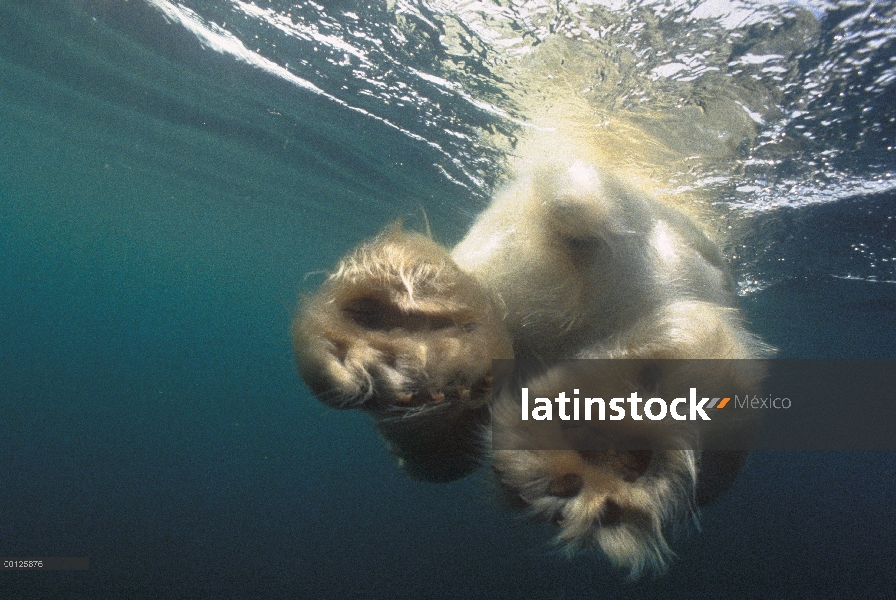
[293,134,771,577]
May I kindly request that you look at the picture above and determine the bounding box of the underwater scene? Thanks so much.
[1,0,895,598]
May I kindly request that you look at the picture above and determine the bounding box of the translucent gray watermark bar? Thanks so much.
[1,557,90,570]
[489,360,896,451]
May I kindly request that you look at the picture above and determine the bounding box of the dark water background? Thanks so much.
[1,1,895,598]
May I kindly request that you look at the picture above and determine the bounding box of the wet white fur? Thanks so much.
[451,141,770,576]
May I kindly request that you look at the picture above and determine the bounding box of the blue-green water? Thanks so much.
[1,1,895,598]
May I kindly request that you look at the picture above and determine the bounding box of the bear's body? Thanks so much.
[293,138,770,577]
[452,154,741,358]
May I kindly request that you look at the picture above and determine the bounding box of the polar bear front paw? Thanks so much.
[294,226,513,410]
[293,226,513,481]
[492,447,696,578]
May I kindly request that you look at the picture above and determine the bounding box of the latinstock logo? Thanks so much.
[520,387,737,422]
[494,359,894,452]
